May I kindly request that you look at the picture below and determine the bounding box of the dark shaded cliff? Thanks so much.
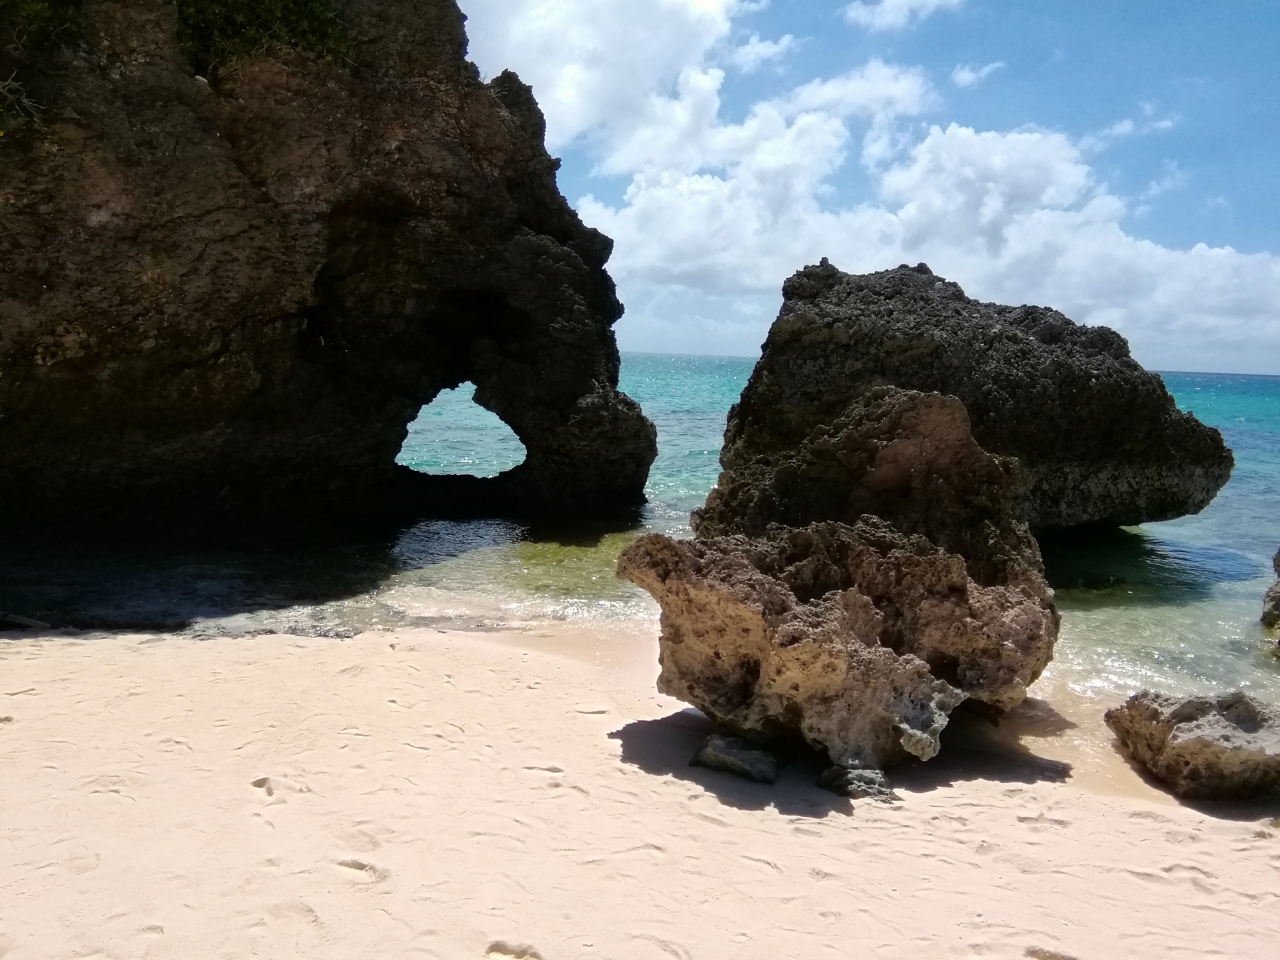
[0,0,657,530]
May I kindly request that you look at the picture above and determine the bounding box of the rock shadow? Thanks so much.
[609,710,853,819]
[886,705,1075,795]
[0,511,645,635]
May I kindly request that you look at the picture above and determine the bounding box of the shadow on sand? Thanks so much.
[610,698,1077,816]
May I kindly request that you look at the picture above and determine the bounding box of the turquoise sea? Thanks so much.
[3,354,1278,704]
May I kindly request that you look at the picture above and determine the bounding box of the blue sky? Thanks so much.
[460,0,1280,373]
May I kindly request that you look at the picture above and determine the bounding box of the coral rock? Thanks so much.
[0,0,655,529]
[690,735,779,784]
[714,260,1232,532]
[1105,690,1280,799]
[1262,550,1280,630]
[617,520,1058,770]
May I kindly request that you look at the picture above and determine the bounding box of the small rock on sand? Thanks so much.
[690,735,779,784]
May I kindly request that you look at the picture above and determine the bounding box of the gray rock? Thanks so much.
[0,0,656,530]
[1104,690,1280,799]
[1262,550,1280,630]
[690,734,779,784]
[617,519,1058,770]
[708,260,1232,532]
[816,766,900,802]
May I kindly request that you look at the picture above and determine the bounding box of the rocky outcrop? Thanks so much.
[1263,550,1280,630]
[709,260,1232,532]
[617,519,1058,771]
[0,0,656,528]
[693,385,1041,587]
[1105,690,1280,800]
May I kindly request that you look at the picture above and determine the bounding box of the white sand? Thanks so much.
[2,625,1278,960]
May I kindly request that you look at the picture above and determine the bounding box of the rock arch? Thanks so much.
[0,0,657,531]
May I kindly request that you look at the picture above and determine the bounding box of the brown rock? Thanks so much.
[715,260,1232,533]
[1105,690,1280,799]
[617,519,1059,770]
[693,385,1040,587]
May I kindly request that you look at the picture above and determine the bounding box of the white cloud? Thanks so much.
[843,0,964,31]
[730,33,797,73]
[460,0,1280,374]
[459,0,742,150]
[951,61,1004,88]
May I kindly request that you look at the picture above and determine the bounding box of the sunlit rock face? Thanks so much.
[713,260,1233,533]
[618,519,1058,771]
[0,0,655,529]
[1105,690,1280,800]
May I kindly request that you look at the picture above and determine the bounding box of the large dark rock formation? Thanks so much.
[704,260,1232,532]
[617,519,1058,770]
[0,0,656,528]
[1105,690,1280,800]
[1263,550,1280,630]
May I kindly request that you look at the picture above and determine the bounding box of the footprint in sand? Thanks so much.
[334,859,391,884]
[485,942,545,959]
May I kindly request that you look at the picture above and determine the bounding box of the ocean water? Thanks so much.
[3,356,1278,704]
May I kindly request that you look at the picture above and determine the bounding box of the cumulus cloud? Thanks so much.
[951,61,1004,88]
[460,0,741,150]
[730,33,797,73]
[460,0,1280,373]
[843,0,964,31]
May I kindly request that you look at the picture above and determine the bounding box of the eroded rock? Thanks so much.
[1262,550,1280,630]
[617,520,1058,770]
[693,385,1040,587]
[711,260,1232,532]
[1105,690,1280,799]
[0,0,656,529]
[690,734,779,784]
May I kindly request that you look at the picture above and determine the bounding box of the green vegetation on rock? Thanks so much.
[173,0,347,76]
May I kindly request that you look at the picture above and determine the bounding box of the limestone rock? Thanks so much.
[617,520,1058,770]
[0,0,656,529]
[712,260,1232,532]
[816,766,899,802]
[1262,551,1280,630]
[690,734,779,784]
[1105,690,1280,799]
[693,385,1040,587]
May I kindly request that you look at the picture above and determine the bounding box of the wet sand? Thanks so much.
[2,624,1278,959]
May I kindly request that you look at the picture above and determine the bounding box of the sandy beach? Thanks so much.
[2,624,1278,960]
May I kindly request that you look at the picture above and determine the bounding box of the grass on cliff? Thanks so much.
[174,0,347,76]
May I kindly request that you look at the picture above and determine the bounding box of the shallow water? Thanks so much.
[2,357,1278,704]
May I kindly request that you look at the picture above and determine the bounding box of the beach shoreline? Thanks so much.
[3,624,1278,959]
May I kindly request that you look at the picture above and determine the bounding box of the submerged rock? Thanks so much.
[711,260,1232,532]
[1105,690,1280,799]
[690,734,779,784]
[617,519,1058,771]
[693,384,1041,587]
[0,0,656,529]
[1263,550,1280,630]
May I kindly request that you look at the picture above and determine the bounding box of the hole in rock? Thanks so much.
[396,383,526,478]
